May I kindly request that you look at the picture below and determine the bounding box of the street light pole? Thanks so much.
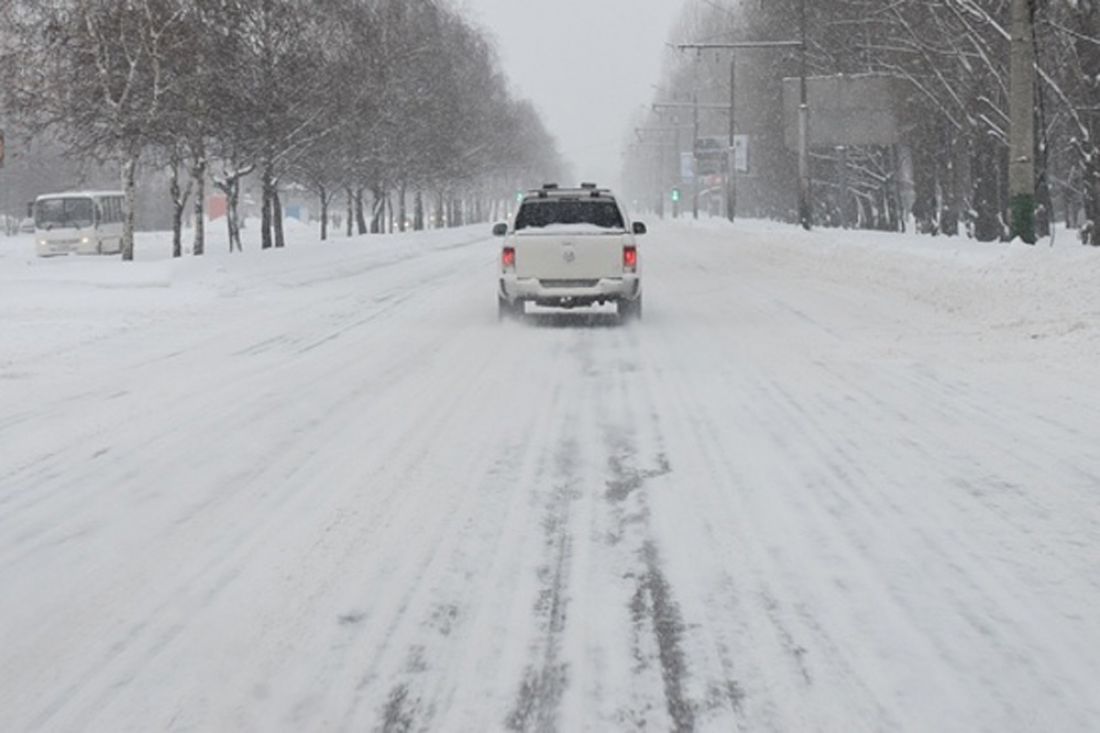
[728,58,736,223]
[692,92,700,220]
[798,0,812,231]
[1008,0,1037,243]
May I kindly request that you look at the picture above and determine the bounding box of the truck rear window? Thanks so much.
[515,200,625,231]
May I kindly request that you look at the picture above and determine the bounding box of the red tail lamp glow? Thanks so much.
[623,246,638,272]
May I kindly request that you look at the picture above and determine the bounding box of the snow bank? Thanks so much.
[673,217,1099,371]
[0,223,491,369]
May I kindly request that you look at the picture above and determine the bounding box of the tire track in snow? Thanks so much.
[347,405,551,731]
[328,333,588,731]
[600,393,733,731]
[504,408,585,732]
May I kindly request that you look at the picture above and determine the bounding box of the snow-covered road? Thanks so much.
[2,222,1098,732]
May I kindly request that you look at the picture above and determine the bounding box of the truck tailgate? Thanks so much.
[514,232,626,280]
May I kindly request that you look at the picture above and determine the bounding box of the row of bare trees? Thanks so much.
[0,0,565,259]
[632,0,1099,243]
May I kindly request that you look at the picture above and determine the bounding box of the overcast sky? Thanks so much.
[460,0,683,190]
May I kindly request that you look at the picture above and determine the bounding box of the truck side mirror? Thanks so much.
[633,222,647,236]
[492,222,508,237]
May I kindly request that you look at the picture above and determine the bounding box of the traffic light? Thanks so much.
[671,188,681,203]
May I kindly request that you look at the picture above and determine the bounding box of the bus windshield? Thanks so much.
[34,198,95,230]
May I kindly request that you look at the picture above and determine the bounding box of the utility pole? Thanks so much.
[676,38,806,228]
[692,93,700,220]
[1008,0,1037,244]
[728,58,736,223]
[798,0,812,231]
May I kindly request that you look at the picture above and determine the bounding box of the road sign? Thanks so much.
[732,134,749,173]
[694,136,726,176]
[680,152,695,182]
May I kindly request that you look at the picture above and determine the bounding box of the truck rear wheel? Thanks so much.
[619,296,642,322]
[498,297,524,321]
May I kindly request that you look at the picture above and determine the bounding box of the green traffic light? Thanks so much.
[671,189,681,203]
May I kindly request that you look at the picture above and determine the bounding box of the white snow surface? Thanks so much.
[1,219,1098,732]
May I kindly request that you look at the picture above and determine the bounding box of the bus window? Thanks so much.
[35,198,95,230]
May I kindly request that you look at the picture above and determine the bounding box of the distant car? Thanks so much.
[19,217,35,234]
[494,183,645,321]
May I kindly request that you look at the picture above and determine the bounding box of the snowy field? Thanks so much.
[1,219,1098,731]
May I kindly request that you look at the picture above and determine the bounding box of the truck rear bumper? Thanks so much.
[500,275,640,307]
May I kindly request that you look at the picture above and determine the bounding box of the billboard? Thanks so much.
[783,74,901,150]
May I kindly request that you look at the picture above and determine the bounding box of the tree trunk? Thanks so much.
[319,186,329,241]
[398,184,407,232]
[357,187,369,235]
[414,190,424,231]
[911,127,938,234]
[192,150,206,257]
[940,124,960,236]
[273,186,285,248]
[346,187,354,237]
[121,154,138,261]
[370,187,384,234]
[216,175,243,253]
[227,177,243,253]
[261,165,274,250]
[973,130,1001,242]
[170,162,185,259]
[1085,149,1100,245]
[1035,136,1053,240]
[1076,6,1100,244]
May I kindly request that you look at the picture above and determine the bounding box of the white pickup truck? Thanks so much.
[494,184,646,321]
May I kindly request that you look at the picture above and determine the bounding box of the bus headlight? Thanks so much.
[81,237,90,244]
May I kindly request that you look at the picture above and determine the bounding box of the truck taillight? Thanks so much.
[623,245,638,272]
[502,246,516,272]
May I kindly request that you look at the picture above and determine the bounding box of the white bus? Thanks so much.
[33,191,126,256]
